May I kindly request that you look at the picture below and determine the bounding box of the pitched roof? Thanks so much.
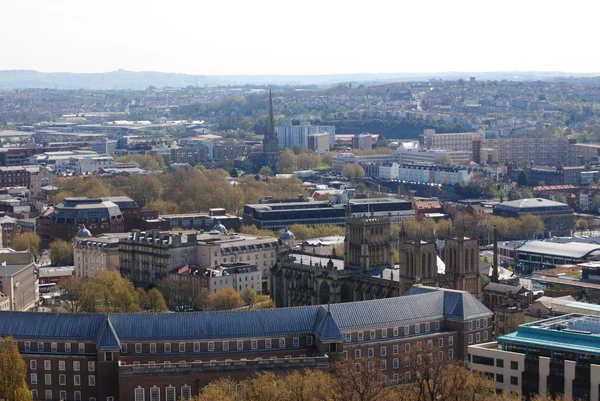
[517,241,600,259]
[0,312,104,340]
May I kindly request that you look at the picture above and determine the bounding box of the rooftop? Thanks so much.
[517,240,600,259]
[495,198,573,212]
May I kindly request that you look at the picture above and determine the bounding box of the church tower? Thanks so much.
[344,206,394,274]
[398,226,438,295]
[442,236,480,297]
[262,90,280,172]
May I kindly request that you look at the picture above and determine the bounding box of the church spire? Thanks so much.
[268,89,275,140]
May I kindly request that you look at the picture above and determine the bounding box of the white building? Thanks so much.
[378,162,400,180]
[205,263,261,294]
[276,121,336,148]
[420,129,483,151]
[55,156,117,175]
[395,147,472,165]
[308,132,330,154]
[398,164,472,185]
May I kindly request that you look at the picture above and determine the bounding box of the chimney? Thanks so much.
[491,225,499,283]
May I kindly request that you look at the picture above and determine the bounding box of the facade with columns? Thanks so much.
[272,208,480,308]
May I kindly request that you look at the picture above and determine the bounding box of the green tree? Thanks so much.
[341,164,366,179]
[139,288,168,312]
[80,270,141,313]
[259,166,273,179]
[0,336,32,401]
[576,218,589,235]
[208,287,243,310]
[517,171,529,187]
[194,289,210,311]
[49,239,74,266]
[11,232,41,263]
[57,276,86,313]
[519,214,544,239]
[241,288,258,305]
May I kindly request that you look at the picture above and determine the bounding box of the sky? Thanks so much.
[1,0,599,76]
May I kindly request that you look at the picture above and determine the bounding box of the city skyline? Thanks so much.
[1,0,599,76]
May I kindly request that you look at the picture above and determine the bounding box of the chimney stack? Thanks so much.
[491,225,499,283]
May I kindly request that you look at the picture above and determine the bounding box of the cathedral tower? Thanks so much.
[262,90,280,172]
[442,236,480,297]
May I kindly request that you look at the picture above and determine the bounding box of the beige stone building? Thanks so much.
[73,231,127,279]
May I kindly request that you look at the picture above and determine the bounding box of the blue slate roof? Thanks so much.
[0,312,104,340]
[0,287,491,345]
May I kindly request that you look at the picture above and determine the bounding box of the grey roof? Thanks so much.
[76,225,92,237]
[517,240,600,259]
[495,198,572,212]
[0,287,491,343]
[482,282,529,295]
[279,227,295,240]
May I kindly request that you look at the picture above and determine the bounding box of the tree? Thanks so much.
[140,288,168,312]
[49,239,74,266]
[57,276,86,313]
[592,194,600,213]
[208,287,243,310]
[241,288,258,305]
[259,166,273,178]
[80,270,141,313]
[517,171,529,187]
[0,336,32,401]
[11,232,41,263]
[342,164,366,179]
[576,218,589,235]
[194,289,210,311]
[330,357,394,401]
[439,154,453,165]
[194,378,237,401]
[519,214,544,239]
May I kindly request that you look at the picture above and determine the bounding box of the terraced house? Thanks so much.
[0,286,491,401]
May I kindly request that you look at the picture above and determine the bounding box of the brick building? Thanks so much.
[0,286,491,401]
[0,166,31,188]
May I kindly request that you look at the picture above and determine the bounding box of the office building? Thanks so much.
[395,147,472,165]
[420,129,483,152]
[493,198,574,237]
[469,314,600,400]
[352,133,372,150]
[307,132,330,154]
[0,166,31,188]
[330,153,397,174]
[91,138,118,155]
[0,249,38,311]
[276,120,336,148]
[54,155,117,175]
[0,285,491,401]
[73,231,126,279]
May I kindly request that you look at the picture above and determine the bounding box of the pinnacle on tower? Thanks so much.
[268,89,275,139]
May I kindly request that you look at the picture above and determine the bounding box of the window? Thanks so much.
[25,341,31,351]
[344,333,351,343]
[193,342,200,352]
[135,343,142,353]
[393,344,399,354]
[105,352,112,362]
[368,348,374,358]
[370,330,376,340]
[135,388,145,401]
[355,349,361,359]
[59,374,66,385]
[393,373,399,381]
[181,386,191,401]
[438,338,444,348]
[74,392,81,401]
[208,342,215,352]
[415,324,420,334]
[237,340,244,351]
[293,337,299,347]
[510,376,519,385]
[44,360,51,370]
[150,387,160,401]
[468,334,473,344]
[483,318,488,328]
[60,391,67,401]
[222,341,229,351]
[393,357,399,369]
[425,322,430,332]
[30,360,37,370]
[51,343,57,352]
[120,343,127,353]
[510,361,519,370]
[31,373,37,385]
[150,343,157,353]
[381,360,387,371]
[32,390,38,401]
[45,391,52,401]
[179,343,186,353]
[417,341,422,351]
[405,343,410,353]
[38,342,44,352]
[393,327,399,337]
[380,346,387,357]
[468,321,473,330]
[74,375,80,386]
[449,336,454,347]
[45,374,51,385]
[355,363,361,373]
[79,343,85,353]
[265,339,272,349]
[496,374,504,383]
[435,321,440,330]
[358,332,364,341]
[496,359,504,368]
[306,336,313,346]
[449,349,454,360]
[108,397,115,401]
[484,331,489,341]
[476,333,481,343]
[279,338,285,348]
[164,343,171,353]
[90,398,96,401]
[427,340,433,349]
[476,320,481,329]
[73,361,80,371]
[404,356,410,367]
[382,328,388,338]
[343,351,348,360]
[438,351,443,361]
[166,386,176,401]
[88,375,95,386]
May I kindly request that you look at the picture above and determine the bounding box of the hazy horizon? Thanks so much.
[2,0,600,76]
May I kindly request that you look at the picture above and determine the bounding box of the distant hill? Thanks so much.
[0,69,599,90]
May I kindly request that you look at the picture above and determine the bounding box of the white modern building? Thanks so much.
[276,121,336,148]
[204,263,261,294]
[397,164,472,185]
[55,156,117,175]
[395,147,472,165]
[378,162,400,180]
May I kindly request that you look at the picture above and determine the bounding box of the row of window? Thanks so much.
[127,355,307,368]
[30,373,95,386]
[343,322,444,343]
[30,360,94,372]
[467,331,489,344]
[24,342,86,353]
[135,386,191,401]
[467,318,489,331]
[351,351,454,372]
[352,338,454,360]
[31,390,104,401]
[124,336,313,354]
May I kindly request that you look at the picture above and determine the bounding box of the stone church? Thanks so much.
[271,205,480,307]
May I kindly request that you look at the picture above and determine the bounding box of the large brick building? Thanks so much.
[0,286,491,401]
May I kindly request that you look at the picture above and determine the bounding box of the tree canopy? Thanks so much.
[0,336,31,401]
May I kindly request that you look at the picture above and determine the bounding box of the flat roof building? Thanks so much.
[494,198,574,237]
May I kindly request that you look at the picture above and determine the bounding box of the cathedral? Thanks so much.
[248,90,280,173]
[271,205,480,307]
